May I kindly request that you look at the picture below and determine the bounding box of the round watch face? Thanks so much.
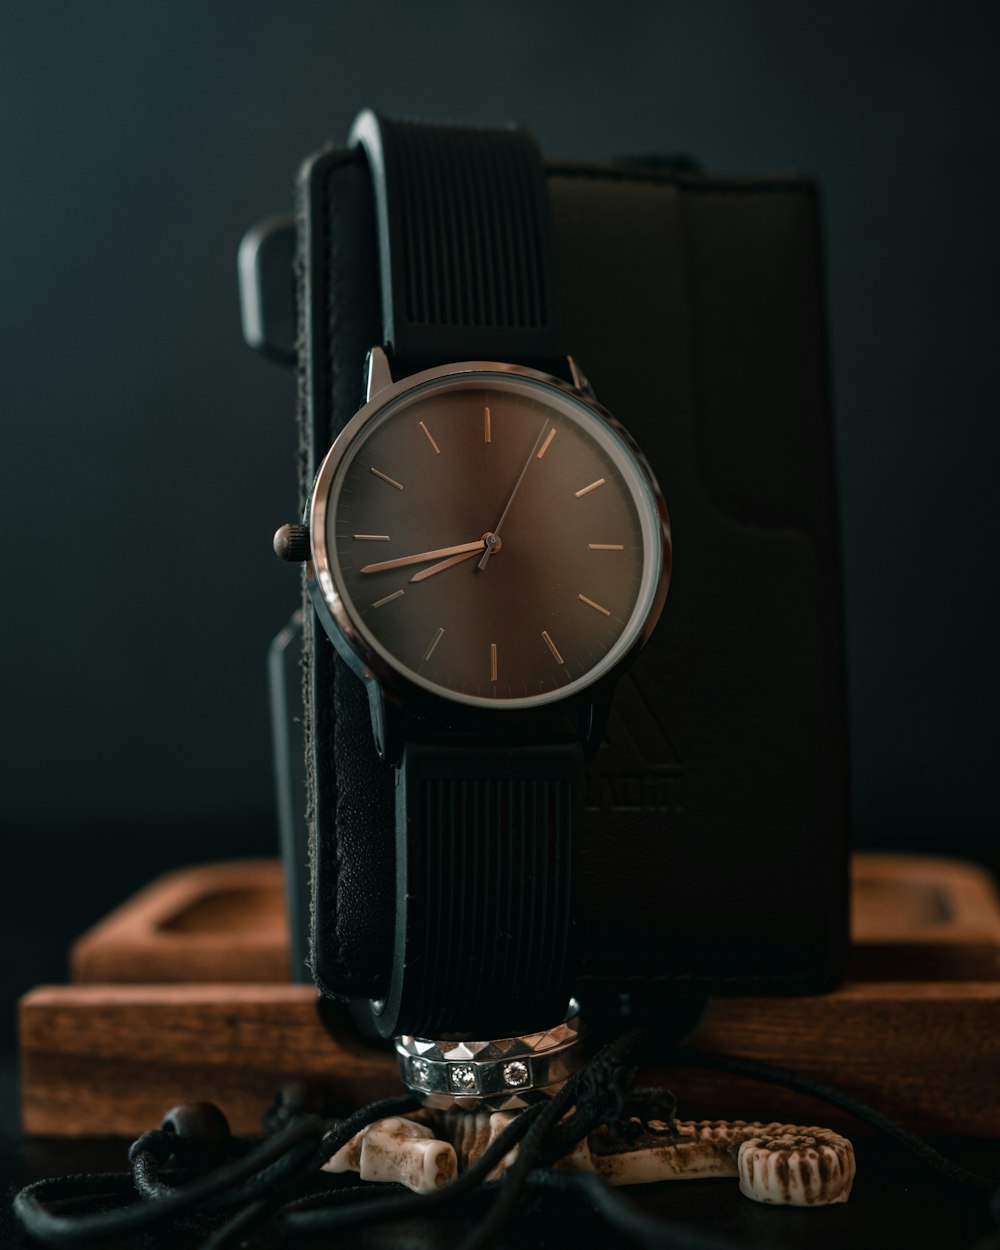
[311,366,668,710]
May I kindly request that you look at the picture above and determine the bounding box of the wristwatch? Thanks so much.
[275,111,671,1046]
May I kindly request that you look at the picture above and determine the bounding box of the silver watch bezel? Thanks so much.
[307,359,671,714]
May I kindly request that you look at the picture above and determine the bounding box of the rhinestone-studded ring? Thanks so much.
[395,1002,585,1111]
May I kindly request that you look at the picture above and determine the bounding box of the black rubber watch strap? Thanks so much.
[310,112,585,1038]
[374,742,583,1039]
[349,109,563,377]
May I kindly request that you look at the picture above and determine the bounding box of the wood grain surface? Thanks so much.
[70,860,289,984]
[20,854,1000,1137]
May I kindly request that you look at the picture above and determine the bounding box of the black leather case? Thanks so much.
[292,148,849,1004]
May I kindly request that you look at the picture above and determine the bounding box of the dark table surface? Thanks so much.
[2,1082,998,1250]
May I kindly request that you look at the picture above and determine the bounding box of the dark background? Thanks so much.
[2,1,998,1084]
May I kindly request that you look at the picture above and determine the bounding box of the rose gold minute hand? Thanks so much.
[360,539,486,575]
[478,419,549,570]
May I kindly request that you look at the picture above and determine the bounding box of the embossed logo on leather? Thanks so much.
[584,669,683,813]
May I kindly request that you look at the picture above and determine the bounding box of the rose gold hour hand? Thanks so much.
[361,539,485,575]
[409,549,480,582]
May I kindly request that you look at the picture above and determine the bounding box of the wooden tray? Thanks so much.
[20,854,1000,1137]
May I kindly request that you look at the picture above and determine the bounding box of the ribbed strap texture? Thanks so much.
[349,110,563,375]
[376,743,583,1038]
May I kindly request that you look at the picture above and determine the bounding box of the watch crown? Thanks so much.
[273,523,311,563]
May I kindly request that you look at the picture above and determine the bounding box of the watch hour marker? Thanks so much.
[588,543,624,550]
[578,593,611,617]
[354,534,390,541]
[419,420,440,454]
[490,643,498,683]
[575,477,606,498]
[371,467,404,490]
[484,406,492,444]
[541,630,564,664]
[536,428,556,459]
[423,627,444,662]
[372,589,405,609]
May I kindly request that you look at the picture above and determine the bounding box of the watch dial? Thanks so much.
[319,372,663,708]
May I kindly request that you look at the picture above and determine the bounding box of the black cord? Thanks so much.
[275,1029,651,1248]
[15,1118,329,1247]
[13,1095,416,1247]
[527,1171,743,1250]
[198,1094,422,1250]
[13,1035,1000,1250]
[280,1095,550,1236]
[670,1047,998,1192]
[132,1137,317,1212]
[456,1030,652,1250]
[195,1152,326,1250]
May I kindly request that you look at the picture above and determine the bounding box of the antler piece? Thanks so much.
[323,1113,855,1206]
[323,1116,458,1193]
[736,1128,855,1206]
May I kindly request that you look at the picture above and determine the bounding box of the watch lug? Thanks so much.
[365,675,403,764]
[365,346,394,402]
[567,355,596,400]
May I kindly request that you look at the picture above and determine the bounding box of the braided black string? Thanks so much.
[538,1039,679,1166]
[14,1116,326,1246]
[13,1035,1000,1249]
[13,1096,416,1246]
[670,1047,998,1191]
[196,1150,329,1250]
[280,1093,551,1237]
[526,1171,743,1250]
[264,1029,651,1248]
[455,1029,651,1250]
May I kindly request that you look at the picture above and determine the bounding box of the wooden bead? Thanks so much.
[160,1101,231,1158]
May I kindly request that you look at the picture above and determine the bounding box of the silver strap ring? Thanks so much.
[395,1000,584,1111]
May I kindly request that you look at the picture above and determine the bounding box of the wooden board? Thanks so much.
[848,853,1000,980]
[20,853,1000,1137]
[19,979,1000,1138]
[70,860,290,984]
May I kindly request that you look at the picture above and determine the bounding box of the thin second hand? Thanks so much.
[478,420,549,570]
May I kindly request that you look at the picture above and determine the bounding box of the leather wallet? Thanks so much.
[264,149,849,1005]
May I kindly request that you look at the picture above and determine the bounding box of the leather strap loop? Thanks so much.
[349,109,564,377]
